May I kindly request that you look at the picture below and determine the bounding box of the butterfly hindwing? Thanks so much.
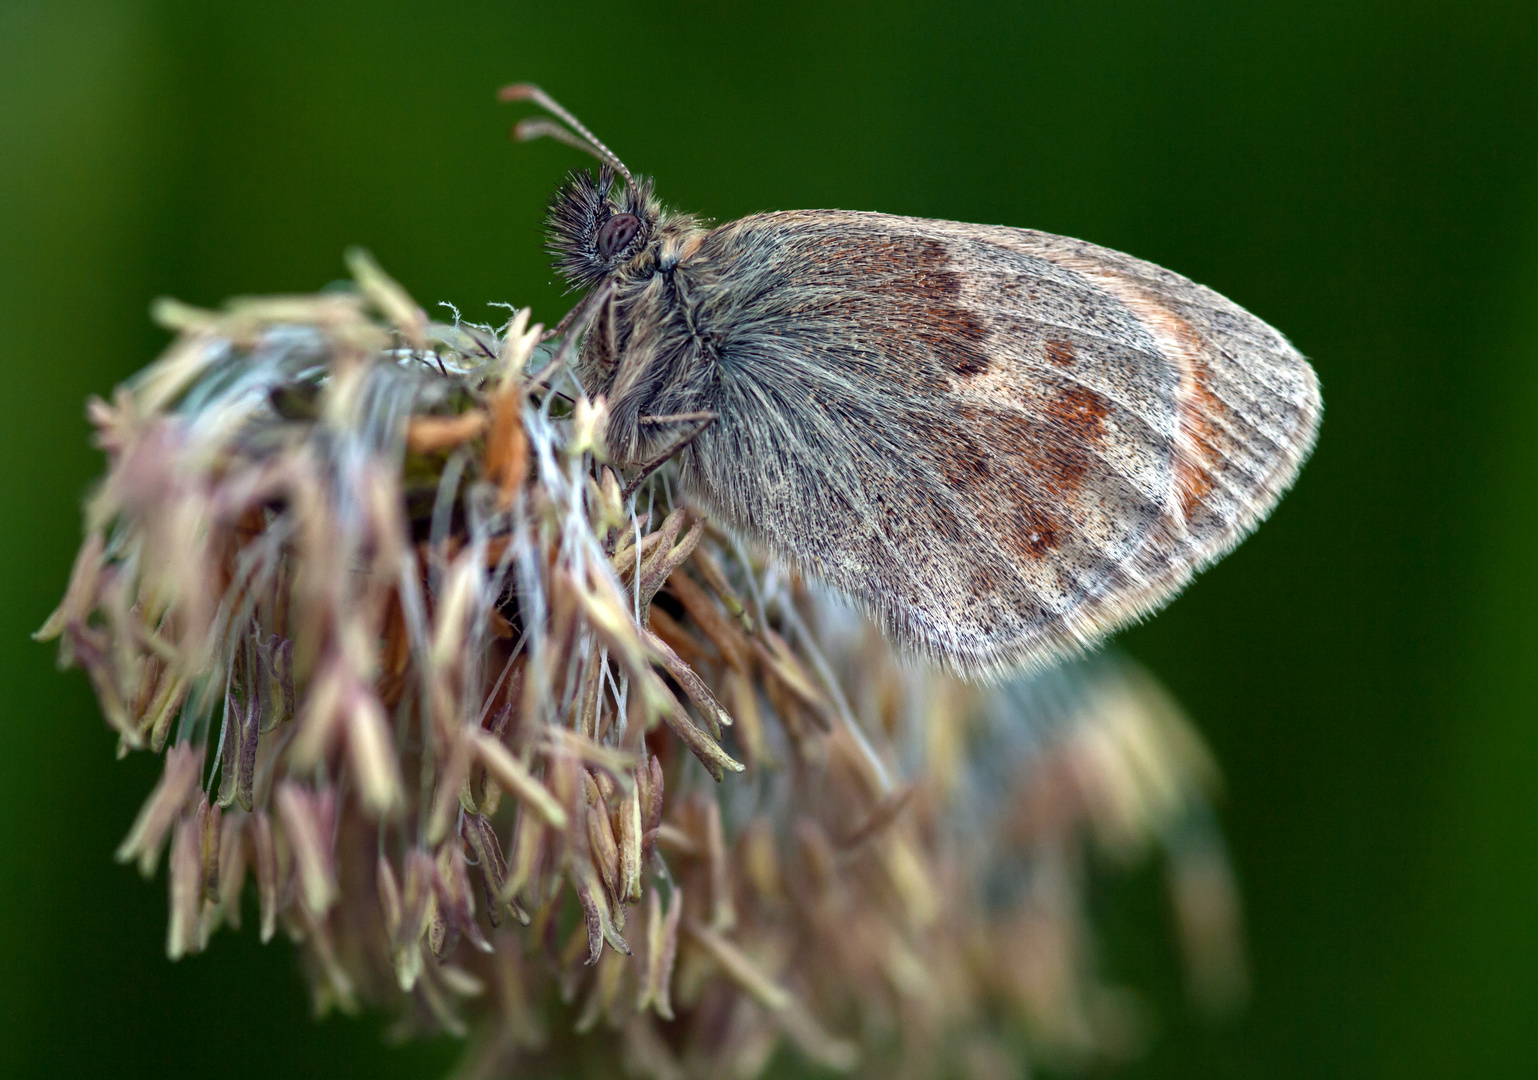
[596,209,1320,675]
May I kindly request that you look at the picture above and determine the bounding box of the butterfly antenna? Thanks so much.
[499,83,635,188]
[512,118,610,160]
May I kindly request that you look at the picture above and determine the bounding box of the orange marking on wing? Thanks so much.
[951,383,1107,503]
[1177,353,1223,519]
[1046,383,1108,443]
[1140,308,1224,522]
[945,403,1078,560]
[1044,339,1076,367]
[1041,256,1224,527]
[1012,508,1061,559]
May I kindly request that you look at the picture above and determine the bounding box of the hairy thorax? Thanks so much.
[579,217,722,468]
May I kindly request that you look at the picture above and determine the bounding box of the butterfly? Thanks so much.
[502,85,1322,678]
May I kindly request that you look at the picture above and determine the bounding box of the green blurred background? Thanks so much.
[3,1,1536,1077]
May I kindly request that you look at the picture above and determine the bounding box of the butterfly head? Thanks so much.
[546,166,663,291]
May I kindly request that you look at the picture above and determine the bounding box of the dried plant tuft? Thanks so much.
[40,251,1246,1079]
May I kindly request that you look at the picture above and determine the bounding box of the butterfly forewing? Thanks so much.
[652,210,1319,675]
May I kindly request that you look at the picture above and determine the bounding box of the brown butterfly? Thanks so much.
[503,85,1322,678]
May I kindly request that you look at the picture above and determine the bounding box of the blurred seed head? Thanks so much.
[41,252,1247,1079]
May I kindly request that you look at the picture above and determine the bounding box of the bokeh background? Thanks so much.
[3,1,1536,1077]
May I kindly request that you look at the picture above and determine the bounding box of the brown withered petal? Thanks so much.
[1167,833,1249,1017]
[287,662,346,770]
[144,670,190,755]
[197,796,221,900]
[574,861,630,964]
[166,813,203,960]
[215,812,246,930]
[377,855,404,941]
[115,742,202,877]
[33,531,105,647]
[569,567,676,723]
[703,798,736,934]
[655,696,743,783]
[646,606,710,671]
[653,823,701,859]
[543,728,638,791]
[836,784,915,851]
[683,920,793,1014]
[473,733,568,829]
[753,628,835,730]
[392,850,440,992]
[485,383,529,510]
[631,510,701,611]
[425,729,478,846]
[437,845,494,955]
[723,669,769,769]
[643,755,665,837]
[407,410,489,454]
[499,804,546,909]
[487,934,545,1050]
[687,545,755,631]
[616,782,643,904]
[345,690,404,817]
[665,569,751,675]
[461,813,514,928]
[298,904,359,1015]
[345,247,428,348]
[249,810,279,944]
[573,948,628,1033]
[637,884,682,1021]
[642,627,733,736]
[437,963,488,1000]
[415,965,470,1039]
[274,783,338,916]
[583,773,622,899]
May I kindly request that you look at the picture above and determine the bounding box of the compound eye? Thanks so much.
[596,213,641,259]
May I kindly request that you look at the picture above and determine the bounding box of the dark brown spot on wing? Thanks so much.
[945,382,1110,503]
[1031,384,1109,498]
[1013,506,1061,560]
[927,422,994,486]
[1044,339,1076,367]
[904,239,991,377]
[924,404,1082,562]
[1046,383,1109,444]
[796,233,991,381]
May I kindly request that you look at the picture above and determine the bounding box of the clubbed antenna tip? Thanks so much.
[499,82,635,187]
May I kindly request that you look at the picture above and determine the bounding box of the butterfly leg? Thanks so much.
[620,413,717,502]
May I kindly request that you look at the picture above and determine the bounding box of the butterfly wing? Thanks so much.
[667,209,1320,676]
